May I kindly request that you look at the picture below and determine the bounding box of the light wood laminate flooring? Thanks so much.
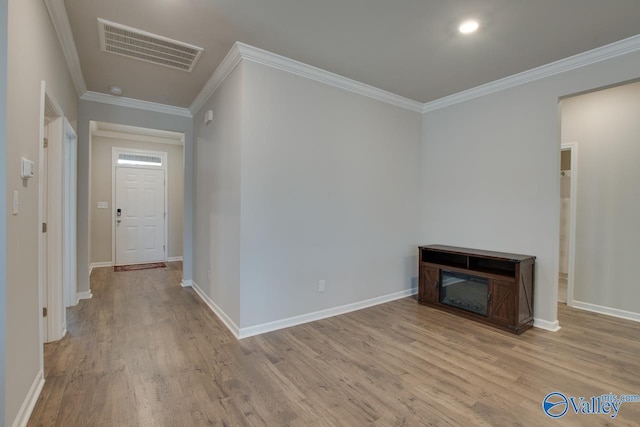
[28,263,640,426]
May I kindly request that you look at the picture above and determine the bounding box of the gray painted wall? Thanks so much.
[77,100,194,293]
[562,81,640,314]
[421,49,640,327]
[193,63,244,326]
[239,61,422,328]
[0,0,7,421]
[193,59,422,331]
[5,0,78,424]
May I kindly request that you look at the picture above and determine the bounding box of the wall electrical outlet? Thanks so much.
[318,280,326,292]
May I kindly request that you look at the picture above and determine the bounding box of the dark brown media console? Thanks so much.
[418,245,535,334]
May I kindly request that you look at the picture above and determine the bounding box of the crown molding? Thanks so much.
[81,91,192,117]
[43,0,87,96]
[92,130,184,145]
[236,42,423,113]
[189,43,243,114]
[422,34,640,113]
[190,42,423,115]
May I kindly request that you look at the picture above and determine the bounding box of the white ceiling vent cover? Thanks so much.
[98,18,203,72]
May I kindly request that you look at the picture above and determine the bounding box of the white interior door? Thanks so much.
[115,167,166,265]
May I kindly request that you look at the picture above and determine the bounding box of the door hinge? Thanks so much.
[42,222,47,233]
[43,138,48,148]
[43,307,48,317]
[163,245,166,252]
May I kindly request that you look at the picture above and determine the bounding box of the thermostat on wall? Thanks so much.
[21,158,35,179]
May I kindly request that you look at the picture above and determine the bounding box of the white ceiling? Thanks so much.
[63,0,640,108]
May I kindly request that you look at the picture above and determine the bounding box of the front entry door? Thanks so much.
[115,167,166,265]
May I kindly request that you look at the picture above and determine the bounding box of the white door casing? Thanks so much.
[114,164,166,265]
[561,142,578,307]
[63,118,77,307]
[40,122,49,344]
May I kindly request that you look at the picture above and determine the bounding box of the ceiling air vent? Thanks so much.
[98,18,203,72]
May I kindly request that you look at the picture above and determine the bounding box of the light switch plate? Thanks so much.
[97,201,109,209]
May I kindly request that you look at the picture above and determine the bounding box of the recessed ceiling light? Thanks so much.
[459,20,479,34]
[109,86,123,96]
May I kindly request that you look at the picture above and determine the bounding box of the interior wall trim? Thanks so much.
[422,34,640,113]
[11,370,44,427]
[89,261,112,270]
[236,42,424,113]
[571,300,640,323]
[92,130,184,146]
[76,291,93,302]
[80,91,192,118]
[189,43,244,114]
[238,287,418,339]
[189,281,241,338]
[43,0,86,96]
[190,42,424,115]
[533,318,561,332]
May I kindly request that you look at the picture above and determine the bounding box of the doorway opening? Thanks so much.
[559,80,640,322]
[558,143,577,306]
[89,121,184,273]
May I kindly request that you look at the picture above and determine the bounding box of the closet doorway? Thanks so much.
[558,143,577,305]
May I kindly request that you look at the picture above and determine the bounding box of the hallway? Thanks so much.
[27,264,640,426]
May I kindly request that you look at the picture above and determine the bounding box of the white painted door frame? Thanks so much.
[63,118,77,307]
[0,1,8,421]
[39,81,67,348]
[561,142,578,307]
[111,147,168,265]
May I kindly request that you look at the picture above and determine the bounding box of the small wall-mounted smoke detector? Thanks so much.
[109,86,123,96]
[98,18,204,72]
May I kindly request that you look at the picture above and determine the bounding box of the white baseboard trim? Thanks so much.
[180,279,193,288]
[89,261,112,276]
[238,287,419,339]
[533,318,561,332]
[11,369,45,427]
[190,281,241,338]
[76,290,93,303]
[571,300,640,323]
[188,284,418,340]
[167,256,183,262]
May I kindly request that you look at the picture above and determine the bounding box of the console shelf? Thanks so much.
[418,245,535,334]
